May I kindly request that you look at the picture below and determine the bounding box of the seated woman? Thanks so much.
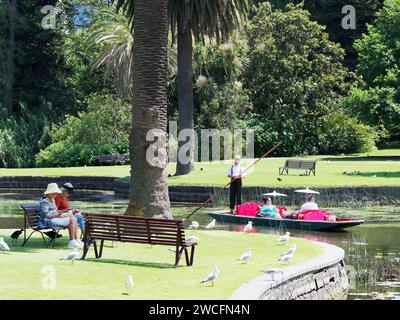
[258,197,282,219]
[55,182,85,236]
[299,195,319,212]
[38,183,83,249]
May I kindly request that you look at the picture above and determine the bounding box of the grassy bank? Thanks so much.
[0,229,322,300]
[0,149,399,188]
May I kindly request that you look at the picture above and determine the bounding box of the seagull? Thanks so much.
[189,221,200,230]
[277,232,291,244]
[280,244,296,256]
[243,221,253,233]
[279,253,294,264]
[262,269,284,281]
[238,248,252,263]
[0,237,10,252]
[200,266,220,286]
[186,236,200,245]
[206,219,216,229]
[125,275,134,295]
[60,248,79,263]
[10,229,23,245]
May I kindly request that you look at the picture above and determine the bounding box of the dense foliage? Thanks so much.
[35,93,130,167]
[244,3,374,156]
[348,0,400,140]
[0,0,397,167]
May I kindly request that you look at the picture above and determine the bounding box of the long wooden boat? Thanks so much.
[208,210,365,231]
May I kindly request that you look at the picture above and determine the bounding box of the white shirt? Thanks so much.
[228,164,244,177]
[299,202,319,212]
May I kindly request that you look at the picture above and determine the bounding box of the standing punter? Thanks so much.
[227,155,245,214]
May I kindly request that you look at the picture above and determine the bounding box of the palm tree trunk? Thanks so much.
[125,0,172,219]
[175,18,195,176]
[4,0,16,114]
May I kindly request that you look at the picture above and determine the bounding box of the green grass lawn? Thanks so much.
[0,229,322,300]
[0,149,399,188]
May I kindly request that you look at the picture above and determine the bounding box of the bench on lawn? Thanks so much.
[279,159,317,176]
[20,204,67,248]
[81,213,197,267]
[98,153,129,165]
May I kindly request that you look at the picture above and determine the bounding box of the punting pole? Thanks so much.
[184,141,283,220]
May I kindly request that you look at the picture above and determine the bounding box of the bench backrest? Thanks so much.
[285,159,316,169]
[21,204,40,229]
[299,160,316,170]
[84,213,187,246]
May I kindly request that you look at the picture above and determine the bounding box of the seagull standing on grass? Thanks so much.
[263,269,284,281]
[278,232,291,244]
[238,248,252,263]
[281,244,296,256]
[189,221,200,230]
[200,266,220,286]
[186,236,200,245]
[243,221,253,233]
[206,219,216,230]
[125,275,134,295]
[60,248,79,264]
[0,237,10,252]
[279,253,294,264]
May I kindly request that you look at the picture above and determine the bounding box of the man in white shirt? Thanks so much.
[299,195,319,212]
[227,155,245,214]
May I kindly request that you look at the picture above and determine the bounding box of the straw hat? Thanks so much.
[44,183,62,195]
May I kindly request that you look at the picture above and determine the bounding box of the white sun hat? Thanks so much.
[44,183,62,195]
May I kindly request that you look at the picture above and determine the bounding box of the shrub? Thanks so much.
[36,93,130,167]
[35,142,128,167]
[317,112,378,154]
[0,102,52,168]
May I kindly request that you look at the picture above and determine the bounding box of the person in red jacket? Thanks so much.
[55,183,85,235]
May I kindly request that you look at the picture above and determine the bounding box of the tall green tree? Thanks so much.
[348,0,400,140]
[245,2,357,155]
[3,0,16,114]
[254,0,384,69]
[113,0,172,218]
[170,0,252,176]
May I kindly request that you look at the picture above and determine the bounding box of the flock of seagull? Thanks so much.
[188,219,296,288]
[0,218,297,294]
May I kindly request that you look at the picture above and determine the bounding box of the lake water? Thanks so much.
[1,189,399,300]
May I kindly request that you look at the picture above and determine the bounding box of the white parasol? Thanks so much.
[294,188,320,195]
[262,191,288,202]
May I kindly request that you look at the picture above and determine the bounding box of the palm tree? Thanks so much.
[86,6,176,98]
[113,0,172,219]
[87,7,134,98]
[170,0,253,176]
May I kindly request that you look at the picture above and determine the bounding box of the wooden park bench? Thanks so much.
[20,204,67,248]
[81,213,197,267]
[98,153,129,165]
[279,159,317,176]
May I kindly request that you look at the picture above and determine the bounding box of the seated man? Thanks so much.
[39,183,83,249]
[299,195,319,212]
[55,182,85,236]
[258,197,281,219]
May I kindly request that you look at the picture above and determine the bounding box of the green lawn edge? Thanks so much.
[0,229,323,300]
